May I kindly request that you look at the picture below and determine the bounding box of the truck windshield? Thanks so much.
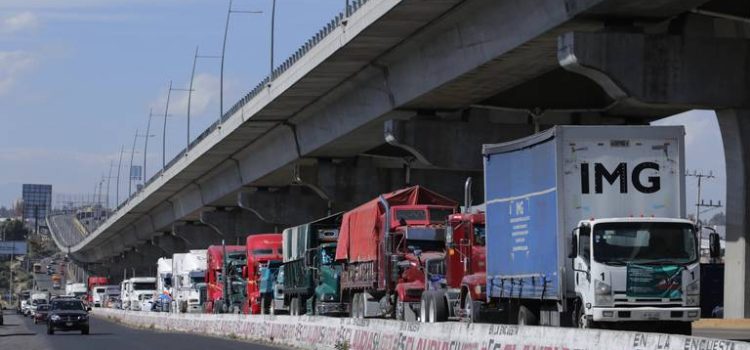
[321,247,336,265]
[429,208,454,224]
[593,222,697,265]
[133,282,156,290]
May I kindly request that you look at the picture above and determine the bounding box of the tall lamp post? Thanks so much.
[143,109,157,186]
[187,46,221,151]
[219,0,262,125]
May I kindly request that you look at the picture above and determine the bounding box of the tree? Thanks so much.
[708,212,726,226]
[1,219,29,241]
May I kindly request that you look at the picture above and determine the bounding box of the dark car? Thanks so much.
[47,299,90,335]
[33,304,50,324]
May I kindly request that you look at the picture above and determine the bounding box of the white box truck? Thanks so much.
[482,125,699,334]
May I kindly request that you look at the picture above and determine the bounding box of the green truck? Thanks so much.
[282,213,346,316]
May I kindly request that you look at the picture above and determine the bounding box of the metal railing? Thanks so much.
[99,0,374,234]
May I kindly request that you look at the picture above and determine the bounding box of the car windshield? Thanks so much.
[37,305,50,311]
[52,300,84,311]
[593,222,698,265]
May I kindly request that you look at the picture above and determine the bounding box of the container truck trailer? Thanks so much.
[480,125,698,334]
[281,213,345,316]
[336,186,456,321]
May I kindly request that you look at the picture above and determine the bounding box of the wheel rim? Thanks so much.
[465,294,473,322]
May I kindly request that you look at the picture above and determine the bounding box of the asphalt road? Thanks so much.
[0,310,283,350]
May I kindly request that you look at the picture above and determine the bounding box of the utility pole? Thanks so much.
[219,0,262,124]
[165,83,192,155]
[686,170,716,225]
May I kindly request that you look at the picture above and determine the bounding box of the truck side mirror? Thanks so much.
[709,232,721,259]
[568,228,578,259]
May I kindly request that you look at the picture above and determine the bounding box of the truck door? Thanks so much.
[574,225,592,301]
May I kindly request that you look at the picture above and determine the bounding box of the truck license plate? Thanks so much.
[643,312,660,320]
[65,322,73,326]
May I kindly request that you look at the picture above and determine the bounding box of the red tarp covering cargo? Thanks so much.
[335,186,457,262]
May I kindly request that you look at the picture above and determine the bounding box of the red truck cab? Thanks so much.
[204,245,245,314]
[447,212,487,320]
[87,276,109,303]
[243,234,283,314]
[337,186,457,321]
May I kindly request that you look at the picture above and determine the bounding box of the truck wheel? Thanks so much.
[290,298,298,316]
[432,292,448,322]
[573,300,593,329]
[518,305,538,326]
[270,299,278,315]
[351,294,361,319]
[47,326,54,335]
[260,298,267,315]
[396,299,405,321]
[463,293,481,323]
[420,292,432,323]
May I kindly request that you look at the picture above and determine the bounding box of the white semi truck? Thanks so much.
[481,126,700,334]
[171,250,207,313]
[121,277,157,311]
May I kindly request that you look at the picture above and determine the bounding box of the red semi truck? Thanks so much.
[336,186,456,321]
[243,234,283,314]
[204,244,247,314]
[87,276,109,303]
[420,178,489,323]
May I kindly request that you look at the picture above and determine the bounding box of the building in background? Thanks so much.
[22,184,52,224]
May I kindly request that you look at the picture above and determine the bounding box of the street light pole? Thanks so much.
[270,0,276,80]
[219,0,262,124]
[143,109,157,186]
[116,145,125,207]
[128,128,139,198]
[187,47,221,151]
[162,80,173,170]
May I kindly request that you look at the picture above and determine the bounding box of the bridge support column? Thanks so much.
[238,187,329,226]
[200,208,278,243]
[172,223,221,248]
[718,109,750,318]
[154,233,188,255]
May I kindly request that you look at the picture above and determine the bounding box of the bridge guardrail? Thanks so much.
[93,308,748,350]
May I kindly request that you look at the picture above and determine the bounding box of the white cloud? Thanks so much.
[0,12,40,34]
[0,51,36,95]
[150,73,220,119]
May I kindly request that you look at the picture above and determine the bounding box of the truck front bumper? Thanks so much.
[317,302,348,315]
[592,307,700,322]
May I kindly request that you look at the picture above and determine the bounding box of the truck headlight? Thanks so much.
[595,280,611,295]
[686,295,700,306]
[595,280,613,306]
[474,285,484,296]
[50,314,61,321]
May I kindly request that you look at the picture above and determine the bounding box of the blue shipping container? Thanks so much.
[484,133,560,300]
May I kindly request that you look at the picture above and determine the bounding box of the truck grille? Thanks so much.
[613,293,683,308]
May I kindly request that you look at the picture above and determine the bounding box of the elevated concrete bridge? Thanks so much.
[48,0,750,317]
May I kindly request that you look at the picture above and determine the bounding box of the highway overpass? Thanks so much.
[47,0,750,317]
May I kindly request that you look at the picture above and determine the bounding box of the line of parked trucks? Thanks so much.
[98,126,718,335]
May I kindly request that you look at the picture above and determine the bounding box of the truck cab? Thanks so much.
[571,217,700,333]
[243,234,282,314]
[204,245,246,314]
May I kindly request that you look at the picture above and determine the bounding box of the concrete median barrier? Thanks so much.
[93,308,749,350]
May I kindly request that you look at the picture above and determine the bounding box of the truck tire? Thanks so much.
[518,305,538,326]
[351,294,362,319]
[573,299,593,329]
[270,299,278,315]
[260,297,267,315]
[420,292,432,323]
[463,293,481,323]
[290,297,299,316]
[432,292,448,322]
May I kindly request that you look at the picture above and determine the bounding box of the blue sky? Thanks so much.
[0,1,726,220]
